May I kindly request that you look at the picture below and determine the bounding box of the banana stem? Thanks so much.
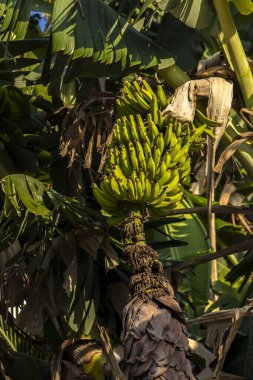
[158,64,189,89]
[213,0,253,109]
[122,210,146,246]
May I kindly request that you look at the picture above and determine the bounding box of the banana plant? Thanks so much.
[92,78,213,378]
[0,0,253,378]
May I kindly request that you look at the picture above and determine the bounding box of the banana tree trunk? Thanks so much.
[120,211,194,379]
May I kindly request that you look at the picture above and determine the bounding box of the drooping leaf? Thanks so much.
[1,174,51,220]
[0,314,51,359]
[0,86,31,127]
[156,12,204,71]
[66,254,100,336]
[156,0,213,29]
[232,0,253,15]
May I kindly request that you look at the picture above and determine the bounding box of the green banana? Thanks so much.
[166,184,182,197]
[147,155,156,180]
[154,200,172,209]
[147,113,159,140]
[110,176,122,199]
[149,188,168,206]
[111,164,127,186]
[156,159,166,178]
[172,143,190,164]
[170,145,182,164]
[151,95,159,124]
[116,98,125,117]
[157,85,167,108]
[158,110,164,127]
[100,176,114,199]
[92,183,119,209]
[135,91,150,111]
[139,170,146,191]
[175,122,182,137]
[117,118,129,144]
[128,115,139,141]
[118,97,135,115]
[166,191,184,204]
[134,140,146,171]
[143,179,151,201]
[169,132,178,150]
[135,178,143,201]
[143,141,152,160]
[113,122,121,144]
[165,172,180,193]
[163,151,171,169]
[136,114,151,144]
[127,178,135,201]
[120,144,132,177]
[142,80,156,99]
[141,88,153,103]
[133,80,141,93]
[153,145,161,169]
[149,181,161,202]
[163,122,173,148]
[158,170,172,187]
[155,133,164,154]
[128,142,139,172]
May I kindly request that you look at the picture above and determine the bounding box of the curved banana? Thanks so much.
[92,184,119,209]
[128,142,139,172]
[136,114,150,144]
[157,85,167,108]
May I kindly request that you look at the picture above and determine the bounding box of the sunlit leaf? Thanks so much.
[232,0,253,15]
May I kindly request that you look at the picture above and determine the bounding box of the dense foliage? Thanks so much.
[0,1,253,379]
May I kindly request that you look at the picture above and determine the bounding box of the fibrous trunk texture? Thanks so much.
[120,212,195,380]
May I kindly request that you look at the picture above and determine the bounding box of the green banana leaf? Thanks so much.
[0,0,174,89]
[0,314,51,359]
[139,0,213,29]
[0,86,31,128]
[66,254,101,336]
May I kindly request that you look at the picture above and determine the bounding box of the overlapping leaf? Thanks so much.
[0,0,174,91]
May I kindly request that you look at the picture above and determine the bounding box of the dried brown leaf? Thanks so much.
[196,52,223,75]
[97,324,126,380]
[240,107,253,130]
[219,181,237,206]
[15,288,45,337]
[214,138,247,173]
[59,99,113,174]
[229,193,245,207]
[121,297,194,380]
[188,304,253,379]
[163,78,233,129]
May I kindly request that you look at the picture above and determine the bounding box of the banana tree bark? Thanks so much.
[120,211,195,380]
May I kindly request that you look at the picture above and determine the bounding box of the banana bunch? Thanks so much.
[93,113,192,225]
[116,79,168,120]
[116,79,212,151]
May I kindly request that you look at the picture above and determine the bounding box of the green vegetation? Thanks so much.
[0,1,253,379]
